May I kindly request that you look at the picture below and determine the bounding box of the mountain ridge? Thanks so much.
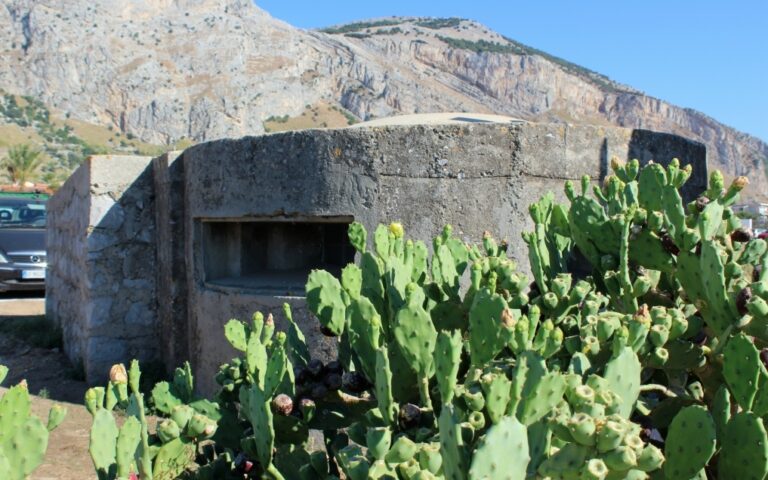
[0,0,765,200]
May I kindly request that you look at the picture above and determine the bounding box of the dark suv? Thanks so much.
[0,193,47,292]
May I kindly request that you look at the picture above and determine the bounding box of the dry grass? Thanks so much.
[60,118,116,145]
[264,102,357,133]
[0,123,44,147]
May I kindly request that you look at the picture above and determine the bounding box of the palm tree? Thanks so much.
[1,144,45,185]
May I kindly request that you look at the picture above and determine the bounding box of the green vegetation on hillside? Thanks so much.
[437,35,525,54]
[435,35,630,94]
[319,19,402,34]
[0,91,187,188]
[415,17,463,29]
[0,93,105,174]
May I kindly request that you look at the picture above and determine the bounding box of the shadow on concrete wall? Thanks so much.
[598,138,609,183]
[627,129,707,203]
[566,129,708,282]
[152,152,189,372]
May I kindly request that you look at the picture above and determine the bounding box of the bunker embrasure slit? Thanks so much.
[201,219,355,295]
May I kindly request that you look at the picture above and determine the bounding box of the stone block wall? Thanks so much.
[47,155,159,381]
[46,164,90,364]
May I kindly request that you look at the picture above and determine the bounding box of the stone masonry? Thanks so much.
[46,117,707,393]
[47,155,159,380]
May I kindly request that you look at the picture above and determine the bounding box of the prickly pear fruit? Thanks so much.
[399,403,422,430]
[272,394,293,416]
[84,387,104,416]
[602,446,637,471]
[597,420,626,453]
[636,445,664,472]
[385,436,418,464]
[186,414,217,440]
[366,427,392,461]
[170,405,194,430]
[157,419,181,443]
[580,458,609,480]
[467,411,485,431]
[567,413,597,446]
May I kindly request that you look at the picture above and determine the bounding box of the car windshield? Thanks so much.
[0,198,47,228]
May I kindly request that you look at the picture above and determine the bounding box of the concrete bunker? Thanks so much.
[46,115,708,394]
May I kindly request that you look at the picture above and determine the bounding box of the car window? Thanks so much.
[0,199,47,228]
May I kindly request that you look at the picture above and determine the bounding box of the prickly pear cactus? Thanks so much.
[83,160,768,479]
[469,416,529,480]
[718,412,768,480]
[0,371,63,480]
[603,347,641,418]
[664,406,716,480]
[722,333,766,411]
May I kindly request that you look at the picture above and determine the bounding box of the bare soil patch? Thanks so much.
[0,293,94,479]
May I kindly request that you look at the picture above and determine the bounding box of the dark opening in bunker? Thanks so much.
[202,218,355,295]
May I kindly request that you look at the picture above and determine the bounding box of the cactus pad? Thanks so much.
[306,269,347,336]
[664,405,716,480]
[518,371,567,426]
[723,332,765,411]
[152,437,195,480]
[375,347,397,425]
[348,221,367,253]
[718,412,768,480]
[434,330,462,405]
[468,289,507,366]
[223,319,247,351]
[603,347,641,418]
[394,294,437,376]
[469,416,529,479]
[116,416,141,477]
[439,405,468,480]
[88,408,118,477]
[480,373,511,425]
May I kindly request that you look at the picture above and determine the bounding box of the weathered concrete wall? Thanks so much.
[47,120,707,390]
[180,122,707,394]
[47,155,159,382]
[153,151,187,369]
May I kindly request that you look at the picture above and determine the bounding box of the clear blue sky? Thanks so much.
[256,0,767,143]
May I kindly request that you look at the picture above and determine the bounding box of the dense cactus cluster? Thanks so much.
[78,158,768,479]
[84,361,220,480]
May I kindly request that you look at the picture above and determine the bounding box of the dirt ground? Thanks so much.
[0,293,95,479]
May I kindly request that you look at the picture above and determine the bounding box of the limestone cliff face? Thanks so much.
[1,0,765,199]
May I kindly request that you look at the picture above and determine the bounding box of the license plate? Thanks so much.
[21,270,45,280]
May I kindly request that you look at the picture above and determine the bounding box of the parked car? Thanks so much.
[0,193,48,292]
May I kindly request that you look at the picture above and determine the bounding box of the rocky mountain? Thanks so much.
[1,0,766,200]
